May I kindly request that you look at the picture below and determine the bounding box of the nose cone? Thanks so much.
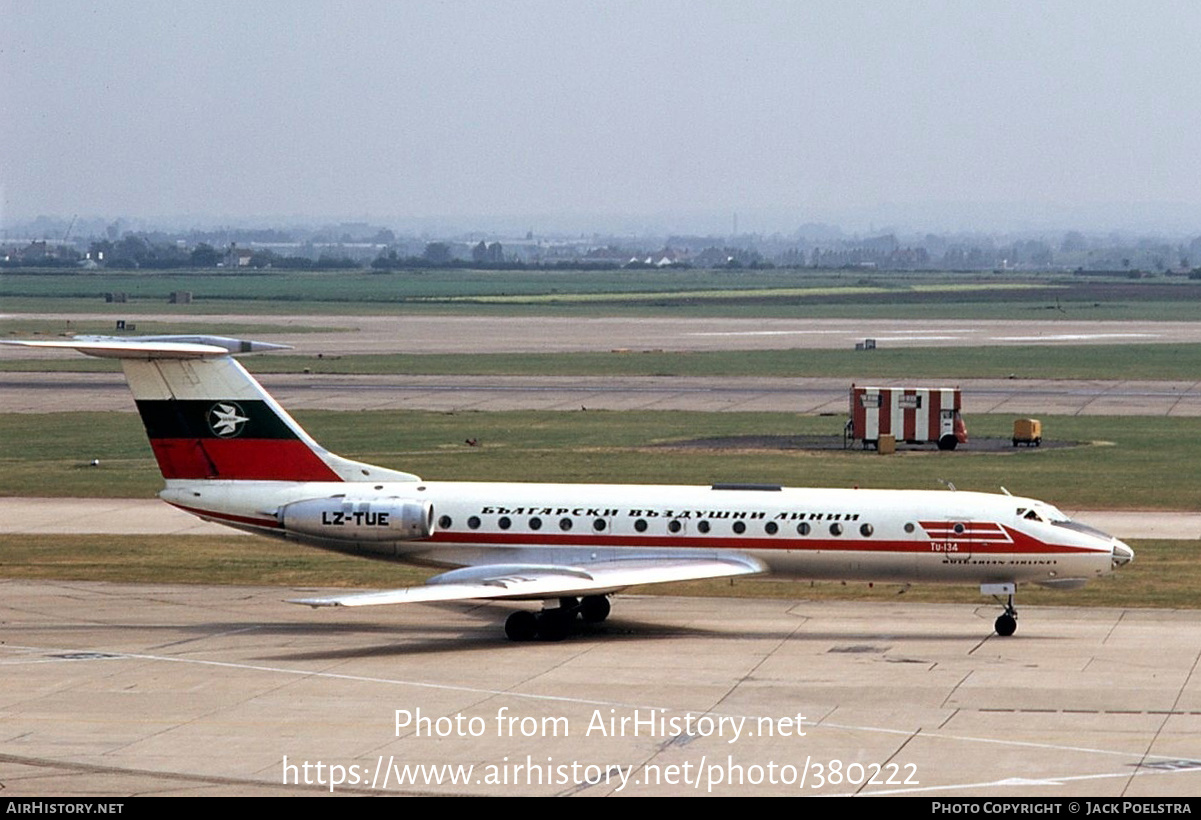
[1111,540,1134,568]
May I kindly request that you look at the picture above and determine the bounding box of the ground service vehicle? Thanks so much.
[848,385,968,451]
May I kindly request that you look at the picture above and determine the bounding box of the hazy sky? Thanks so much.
[4,2,1201,233]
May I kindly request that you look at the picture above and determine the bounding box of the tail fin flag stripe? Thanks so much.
[149,438,341,481]
[125,369,344,481]
[134,399,302,440]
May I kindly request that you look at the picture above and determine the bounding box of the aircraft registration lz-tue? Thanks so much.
[6,335,1133,641]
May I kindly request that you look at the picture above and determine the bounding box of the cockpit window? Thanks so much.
[1037,503,1069,522]
[1052,519,1114,539]
[1019,503,1068,524]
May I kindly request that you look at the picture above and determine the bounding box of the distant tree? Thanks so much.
[314,254,358,270]
[190,243,221,267]
[88,239,114,263]
[423,242,452,265]
[372,249,400,270]
[248,250,277,268]
[1061,231,1088,253]
[107,235,151,267]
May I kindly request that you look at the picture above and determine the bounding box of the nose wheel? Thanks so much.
[982,584,1018,636]
[994,593,1018,637]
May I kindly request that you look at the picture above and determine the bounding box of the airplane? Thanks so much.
[4,334,1134,641]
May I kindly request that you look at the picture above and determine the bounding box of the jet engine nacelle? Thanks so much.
[279,497,434,542]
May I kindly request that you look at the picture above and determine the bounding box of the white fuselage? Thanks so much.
[161,480,1125,589]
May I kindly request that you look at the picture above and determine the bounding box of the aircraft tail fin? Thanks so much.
[5,336,419,484]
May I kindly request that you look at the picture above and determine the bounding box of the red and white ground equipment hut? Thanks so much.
[848,385,968,451]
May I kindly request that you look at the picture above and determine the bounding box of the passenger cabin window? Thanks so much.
[438,515,452,529]
[732,521,746,534]
[559,518,573,531]
[498,516,512,530]
[765,521,778,535]
[798,522,811,536]
[698,520,711,534]
[529,517,542,530]
[668,520,682,534]
[634,519,648,532]
[468,516,481,530]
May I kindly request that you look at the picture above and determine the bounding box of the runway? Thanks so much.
[229,315,1201,354]
[13,314,1201,354]
[1,580,1197,797]
[6,372,1201,416]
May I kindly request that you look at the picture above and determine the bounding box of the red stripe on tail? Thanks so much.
[149,438,342,481]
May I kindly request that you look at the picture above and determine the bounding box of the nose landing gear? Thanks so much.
[982,583,1018,637]
[994,598,1018,637]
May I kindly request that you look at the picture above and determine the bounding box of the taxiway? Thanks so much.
[2,580,1198,797]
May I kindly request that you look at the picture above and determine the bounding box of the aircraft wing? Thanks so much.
[289,556,766,608]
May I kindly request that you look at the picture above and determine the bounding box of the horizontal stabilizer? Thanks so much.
[289,556,765,608]
[1,335,290,359]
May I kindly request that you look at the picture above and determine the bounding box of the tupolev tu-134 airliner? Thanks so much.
[6,335,1134,641]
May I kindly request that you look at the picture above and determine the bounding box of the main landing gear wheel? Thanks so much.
[994,593,1018,637]
[580,595,611,624]
[505,610,538,642]
[535,609,570,641]
[505,609,571,641]
[505,595,612,641]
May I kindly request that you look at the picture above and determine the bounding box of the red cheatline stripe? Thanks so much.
[422,531,1099,554]
[166,501,282,530]
[149,438,341,481]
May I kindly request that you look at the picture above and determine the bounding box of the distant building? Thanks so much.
[225,246,254,267]
[471,241,505,264]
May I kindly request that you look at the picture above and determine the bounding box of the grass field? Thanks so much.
[7,267,1201,320]
[166,342,1201,380]
[10,342,1201,382]
[444,282,1062,303]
